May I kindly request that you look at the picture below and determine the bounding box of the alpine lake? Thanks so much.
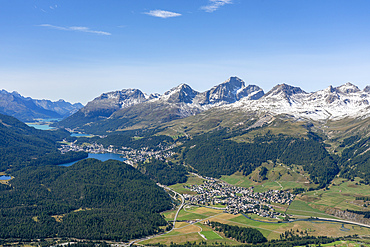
[59,153,126,167]
[25,120,125,166]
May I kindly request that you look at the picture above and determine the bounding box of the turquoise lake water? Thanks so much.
[59,153,126,167]
[26,121,91,137]
[28,124,55,130]
[70,133,91,137]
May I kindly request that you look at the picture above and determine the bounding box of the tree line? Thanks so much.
[208,221,267,244]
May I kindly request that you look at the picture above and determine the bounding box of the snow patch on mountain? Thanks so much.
[230,83,370,121]
[148,77,264,117]
[84,88,148,113]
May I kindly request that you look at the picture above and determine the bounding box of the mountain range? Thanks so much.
[55,76,369,134]
[1,77,370,244]
[0,89,84,122]
[231,82,370,121]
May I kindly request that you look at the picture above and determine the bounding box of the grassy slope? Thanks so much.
[222,169,370,217]
[321,117,370,152]
[169,174,205,195]
[296,177,370,212]
[221,161,314,193]
[161,165,370,244]
[148,205,370,245]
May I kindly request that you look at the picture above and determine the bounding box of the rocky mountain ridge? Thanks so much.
[57,77,264,130]
[231,82,370,121]
[56,77,369,133]
[83,76,263,113]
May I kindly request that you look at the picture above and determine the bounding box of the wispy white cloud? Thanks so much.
[39,24,111,36]
[201,0,233,13]
[145,10,182,18]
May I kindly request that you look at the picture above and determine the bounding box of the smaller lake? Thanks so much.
[70,133,92,137]
[0,175,11,180]
[59,153,126,167]
[28,124,55,130]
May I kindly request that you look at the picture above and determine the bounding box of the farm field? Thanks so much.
[141,207,239,246]
[169,174,205,195]
[287,200,339,219]
[160,173,370,245]
[221,172,253,188]
[220,171,370,217]
[146,205,370,246]
[295,177,370,213]
[324,241,370,247]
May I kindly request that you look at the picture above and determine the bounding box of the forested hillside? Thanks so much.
[137,159,188,185]
[181,130,338,187]
[0,113,86,171]
[0,159,172,241]
[339,136,370,183]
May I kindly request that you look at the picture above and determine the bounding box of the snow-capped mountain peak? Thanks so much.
[236,85,264,100]
[82,88,148,116]
[230,82,370,121]
[58,77,370,131]
[264,83,307,97]
[159,83,198,104]
[336,82,361,94]
[144,93,160,100]
[196,77,264,106]
[258,84,307,106]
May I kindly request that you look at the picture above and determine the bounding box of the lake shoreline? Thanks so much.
[58,153,127,167]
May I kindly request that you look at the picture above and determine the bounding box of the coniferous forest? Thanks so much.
[181,130,338,187]
[137,159,188,185]
[0,113,87,172]
[0,159,172,241]
[339,136,370,183]
[208,221,267,244]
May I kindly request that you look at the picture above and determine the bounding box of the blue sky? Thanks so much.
[1,0,370,104]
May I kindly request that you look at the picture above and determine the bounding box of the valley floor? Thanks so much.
[138,173,370,246]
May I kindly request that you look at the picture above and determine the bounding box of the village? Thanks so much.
[59,140,175,163]
[59,139,294,220]
[183,179,294,219]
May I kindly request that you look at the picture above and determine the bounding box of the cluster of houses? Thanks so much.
[59,140,175,163]
[183,180,294,218]
[120,146,175,163]
[59,141,108,154]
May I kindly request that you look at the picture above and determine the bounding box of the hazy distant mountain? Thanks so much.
[0,90,83,122]
[56,77,263,132]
